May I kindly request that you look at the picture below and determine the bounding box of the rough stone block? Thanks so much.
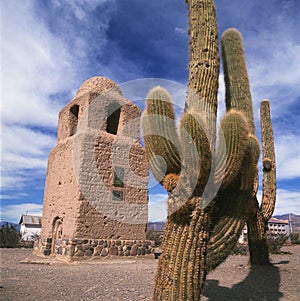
[93,245,103,256]
[109,246,118,256]
[69,245,75,256]
[75,250,85,257]
[100,247,108,257]
[130,244,138,256]
[85,249,93,256]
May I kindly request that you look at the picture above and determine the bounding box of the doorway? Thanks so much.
[51,217,63,255]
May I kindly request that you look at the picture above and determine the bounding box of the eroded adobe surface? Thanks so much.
[39,76,149,256]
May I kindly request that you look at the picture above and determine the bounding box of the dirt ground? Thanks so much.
[0,245,299,301]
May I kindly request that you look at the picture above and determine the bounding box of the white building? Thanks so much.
[19,214,42,241]
[267,217,290,237]
[238,224,248,244]
[238,217,290,243]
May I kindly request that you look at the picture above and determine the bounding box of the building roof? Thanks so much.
[19,214,42,225]
[269,217,289,225]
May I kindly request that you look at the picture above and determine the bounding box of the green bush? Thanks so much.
[0,224,21,248]
[266,233,288,254]
[290,232,300,244]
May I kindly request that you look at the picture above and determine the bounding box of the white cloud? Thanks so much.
[275,189,300,215]
[51,0,113,21]
[275,134,300,180]
[0,1,85,192]
[148,193,168,222]
[256,188,300,216]
[174,27,187,35]
[0,203,43,223]
[0,175,27,191]
[1,125,56,190]
[0,193,29,200]
[2,125,56,156]
[1,1,77,128]
[244,19,300,121]
[71,0,113,20]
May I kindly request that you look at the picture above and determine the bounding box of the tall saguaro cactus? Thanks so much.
[247,100,276,265]
[141,0,276,300]
[221,28,277,265]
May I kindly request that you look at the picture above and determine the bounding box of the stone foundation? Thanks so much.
[35,238,155,259]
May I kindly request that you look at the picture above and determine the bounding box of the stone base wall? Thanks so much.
[35,238,155,259]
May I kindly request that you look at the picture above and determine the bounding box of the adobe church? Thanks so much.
[36,76,150,257]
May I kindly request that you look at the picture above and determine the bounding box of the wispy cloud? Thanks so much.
[51,0,112,21]
[257,187,300,216]
[1,1,77,127]
[0,193,29,200]
[174,27,187,35]
[275,189,300,215]
[275,134,300,180]
[1,125,57,191]
[0,0,113,194]
[238,2,300,128]
[0,203,43,223]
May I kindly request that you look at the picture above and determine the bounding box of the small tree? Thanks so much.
[290,233,300,244]
[0,224,21,248]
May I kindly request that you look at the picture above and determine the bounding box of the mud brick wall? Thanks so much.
[40,138,81,239]
[39,77,149,255]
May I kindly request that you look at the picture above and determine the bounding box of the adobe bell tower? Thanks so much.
[38,76,149,257]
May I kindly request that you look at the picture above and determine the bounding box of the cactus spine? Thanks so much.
[142,1,276,299]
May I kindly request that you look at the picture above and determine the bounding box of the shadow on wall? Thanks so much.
[203,263,286,301]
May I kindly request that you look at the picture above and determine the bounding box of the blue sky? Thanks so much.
[1,0,300,223]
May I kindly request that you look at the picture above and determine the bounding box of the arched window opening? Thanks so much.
[107,103,121,135]
[69,104,79,136]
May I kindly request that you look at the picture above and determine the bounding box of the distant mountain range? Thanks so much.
[147,221,166,232]
[0,221,21,232]
[273,213,300,232]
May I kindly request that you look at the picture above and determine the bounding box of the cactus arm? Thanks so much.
[208,130,260,270]
[207,217,244,271]
[207,182,251,271]
[240,134,260,191]
[180,112,212,194]
[214,110,249,188]
[186,0,219,149]
[221,28,255,133]
[142,86,181,183]
[260,99,276,221]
